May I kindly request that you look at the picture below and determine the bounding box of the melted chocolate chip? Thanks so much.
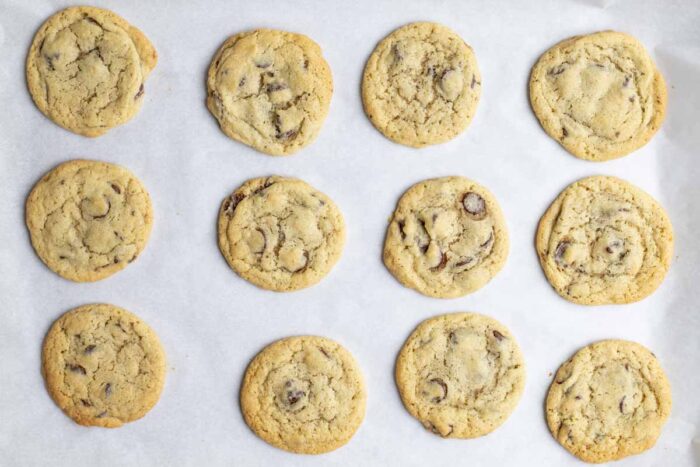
[454,256,475,269]
[84,345,96,355]
[287,388,305,406]
[239,76,246,87]
[562,127,569,138]
[554,240,571,265]
[80,399,92,407]
[267,82,288,92]
[135,84,144,99]
[429,378,448,403]
[462,192,486,218]
[223,193,246,217]
[105,383,112,397]
[492,330,505,341]
[619,395,626,413]
[110,184,121,194]
[398,220,407,240]
[431,252,448,272]
[67,364,86,375]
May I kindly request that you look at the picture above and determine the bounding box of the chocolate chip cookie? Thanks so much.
[26,6,157,137]
[240,336,366,454]
[218,176,345,291]
[546,340,672,463]
[42,303,166,428]
[362,22,481,147]
[207,29,333,156]
[396,312,525,438]
[383,176,508,298]
[536,175,673,305]
[26,160,154,282]
[529,31,666,161]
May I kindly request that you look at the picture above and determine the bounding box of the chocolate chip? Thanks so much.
[255,227,267,252]
[239,76,246,87]
[84,345,96,355]
[392,44,403,61]
[548,65,566,76]
[267,82,288,92]
[562,127,569,138]
[429,378,448,403]
[625,363,630,371]
[492,330,505,341]
[431,252,448,272]
[105,383,112,397]
[67,364,86,375]
[223,193,245,217]
[286,384,306,406]
[575,395,582,400]
[425,65,436,77]
[480,232,494,249]
[255,61,271,69]
[110,184,121,194]
[619,395,626,413]
[454,256,475,269]
[398,220,406,240]
[276,129,298,141]
[629,96,635,102]
[462,192,486,218]
[80,399,91,407]
[319,347,331,359]
[623,76,631,87]
[135,84,144,99]
[554,240,571,265]
[606,239,623,254]
[303,59,309,69]
[96,411,107,418]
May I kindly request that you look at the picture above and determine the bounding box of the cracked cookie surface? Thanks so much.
[529,31,666,161]
[26,6,157,137]
[26,159,153,282]
[396,312,525,438]
[383,176,508,298]
[536,176,673,305]
[218,176,345,291]
[362,22,481,147]
[42,303,166,428]
[546,340,671,463]
[240,336,366,454]
[207,29,333,156]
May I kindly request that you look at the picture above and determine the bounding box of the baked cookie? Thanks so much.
[218,176,345,291]
[240,336,366,454]
[536,175,673,305]
[362,22,481,147]
[26,6,157,137]
[42,303,166,428]
[546,340,672,463]
[207,29,333,156]
[26,159,154,282]
[396,312,525,438]
[529,31,666,161]
[383,176,508,298]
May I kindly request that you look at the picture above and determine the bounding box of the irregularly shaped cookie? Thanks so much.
[546,340,672,463]
[240,336,366,454]
[207,29,333,156]
[536,176,673,305]
[42,303,166,428]
[396,312,525,438]
[218,176,345,291]
[383,176,508,298]
[26,159,154,282]
[26,6,157,136]
[529,31,666,161]
[362,22,481,147]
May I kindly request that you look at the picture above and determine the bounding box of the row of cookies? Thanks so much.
[42,303,671,463]
[27,159,674,306]
[27,7,666,161]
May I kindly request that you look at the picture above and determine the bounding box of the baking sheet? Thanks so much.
[1,0,699,465]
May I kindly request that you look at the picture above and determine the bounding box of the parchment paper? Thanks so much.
[0,0,698,465]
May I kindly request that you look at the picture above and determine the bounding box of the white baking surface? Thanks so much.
[0,0,698,465]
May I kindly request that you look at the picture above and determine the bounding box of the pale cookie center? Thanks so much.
[397,191,495,275]
[38,16,142,125]
[546,58,642,141]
